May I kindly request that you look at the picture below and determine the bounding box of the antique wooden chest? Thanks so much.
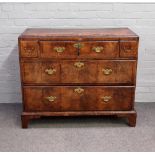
[18,28,139,128]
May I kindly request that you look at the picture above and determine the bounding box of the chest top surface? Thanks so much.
[19,28,138,40]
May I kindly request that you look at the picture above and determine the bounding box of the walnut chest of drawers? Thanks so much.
[18,28,139,128]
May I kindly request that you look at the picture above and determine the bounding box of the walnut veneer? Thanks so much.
[18,28,139,128]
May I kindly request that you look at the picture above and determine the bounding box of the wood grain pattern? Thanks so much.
[18,28,139,128]
[20,40,138,59]
[120,41,138,58]
[79,41,119,58]
[23,86,134,112]
[97,60,136,84]
[20,41,39,58]
[21,60,136,84]
[19,28,138,39]
[21,110,137,128]
[40,41,77,59]
[61,60,97,83]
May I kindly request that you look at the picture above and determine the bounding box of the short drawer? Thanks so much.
[21,60,136,84]
[21,61,61,83]
[120,41,138,58]
[23,86,134,112]
[19,41,39,58]
[40,41,77,58]
[79,41,119,58]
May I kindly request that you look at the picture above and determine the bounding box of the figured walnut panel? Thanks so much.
[21,60,136,84]
[24,87,61,112]
[61,60,97,83]
[21,61,61,83]
[120,41,138,58]
[20,41,39,58]
[97,60,136,84]
[79,41,119,58]
[23,86,134,112]
[40,41,77,59]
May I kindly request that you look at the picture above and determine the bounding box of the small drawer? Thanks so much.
[97,60,136,84]
[120,41,138,58]
[20,41,39,58]
[40,41,77,58]
[23,86,134,112]
[21,61,60,83]
[61,60,97,83]
[79,41,119,58]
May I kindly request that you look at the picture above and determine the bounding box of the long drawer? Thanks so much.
[23,86,134,112]
[21,60,136,84]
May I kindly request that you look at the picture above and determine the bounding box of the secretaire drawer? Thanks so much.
[40,41,119,59]
[23,86,134,112]
[21,60,136,84]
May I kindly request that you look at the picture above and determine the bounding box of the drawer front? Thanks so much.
[21,61,60,83]
[79,41,119,58]
[40,41,77,58]
[97,61,136,84]
[20,41,39,58]
[61,60,136,84]
[24,87,61,112]
[21,60,136,84]
[61,61,97,83]
[23,86,134,112]
[120,41,138,58]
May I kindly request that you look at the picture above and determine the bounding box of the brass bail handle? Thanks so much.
[102,68,112,75]
[45,68,56,75]
[101,96,112,102]
[74,87,84,94]
[74,62,84,68]
[54,47,65,53]
[46,96,57,102]
[92,46,104,53]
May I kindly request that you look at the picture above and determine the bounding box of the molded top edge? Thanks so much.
[19,28,139,39]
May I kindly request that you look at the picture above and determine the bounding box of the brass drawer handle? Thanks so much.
[92,46,104,53]
[73,43,84,49]
[54,47,65,53]
[74,62,84,68]
[24,47,35,52]
[74,87,84,94]
[101,96,112,102]
[124,48,133,52]
[46,96,56,102]
[102,68,112,75]
[45,68,56,75]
